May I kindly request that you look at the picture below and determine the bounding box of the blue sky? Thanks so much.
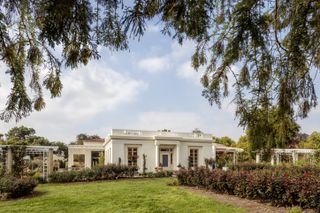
[0,24,319,143]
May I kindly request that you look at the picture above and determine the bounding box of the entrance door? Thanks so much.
[162,154,169,167]
[159,147,173,170]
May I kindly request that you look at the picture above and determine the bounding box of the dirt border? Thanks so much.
[181,186,315,213]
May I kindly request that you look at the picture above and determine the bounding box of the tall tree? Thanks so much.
[6,126,36,142]
[51,141,69,159]
[1,126,68,158]
[213,136,236,147]
[301,131,320,149]
[0,1,319,146]
[0,0,126,121]
[73,133,102,145]
[246,107,300,150]
[236,135,252,162]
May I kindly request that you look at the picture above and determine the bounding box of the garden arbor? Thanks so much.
[0,145,58,180]
[215,146,243,165]
[255,149,316,165]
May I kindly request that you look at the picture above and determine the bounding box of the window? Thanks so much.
[189,149,198,167]
[73,154,85,168]
[91,151,103,167]
[160,148,173,152]
[128,147,138,166]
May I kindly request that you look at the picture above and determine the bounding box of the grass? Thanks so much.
[0,178,246,213]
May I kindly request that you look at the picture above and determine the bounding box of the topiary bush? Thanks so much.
[0,175,37,200]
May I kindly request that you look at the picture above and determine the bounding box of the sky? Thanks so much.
[0,24,319,143]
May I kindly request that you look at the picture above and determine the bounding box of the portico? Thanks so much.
[154,139,180,170]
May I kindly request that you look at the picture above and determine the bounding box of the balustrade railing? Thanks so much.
[111,129,212,139]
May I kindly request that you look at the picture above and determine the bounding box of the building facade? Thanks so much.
[68,139,105,168]
[68,129,242,172]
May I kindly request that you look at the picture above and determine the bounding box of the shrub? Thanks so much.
[31,171,47,183]
[228,162,274,171]
[167,179,179,186]
[177,167,320,210]
[287,207,303,213]
[49,164,138,183]
[0,175,37,200]
[144,170,174,178]
[229,163,320,177]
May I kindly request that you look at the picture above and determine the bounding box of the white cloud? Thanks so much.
[54,66,147,120]
[132,111,203,132]
[147,24,161,33]
[138,57,170,73]
[0,61,147,142]
[170,40,196,61]
[176,61,203,85]
[136,40,201,80]
[136,40,205,88]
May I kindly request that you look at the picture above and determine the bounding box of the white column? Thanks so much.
[176,143,180,168]
[85,150,92,168]
[212,145,216,161]
[6,147,13,173]
[292,152,295,164]
[232,151,237,164]
[68,149,73,170]
[292,152,298,164]
[48,148,54,175]
[271,154,275,165]
[110,147,113,164]
[276,153,280,165]
[104,150,108,165]
[155,144,159,168]
[256,152,261,163]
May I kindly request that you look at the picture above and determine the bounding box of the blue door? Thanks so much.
[162,154,169,167]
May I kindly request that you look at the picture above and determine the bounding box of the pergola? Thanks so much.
[0,145,58,180]
[214,146,244,164]
[255,148,315,165]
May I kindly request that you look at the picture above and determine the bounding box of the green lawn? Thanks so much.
[0,178,246,213]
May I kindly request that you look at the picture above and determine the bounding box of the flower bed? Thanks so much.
[0,175,37,200]
[177,167,320,210]
[49,164,138,183]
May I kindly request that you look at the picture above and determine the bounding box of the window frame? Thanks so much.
[127,147,138,167]
[189,148,199,167]
[73,154,85,168]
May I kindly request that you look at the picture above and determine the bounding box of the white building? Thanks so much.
[68,129,242,172]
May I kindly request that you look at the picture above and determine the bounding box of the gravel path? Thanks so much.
[182,186,315,213]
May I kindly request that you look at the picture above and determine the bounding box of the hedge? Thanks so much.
[0,175,37,200]
[229,163,320,176]
[177,167,320,210]
[49,164,138,183]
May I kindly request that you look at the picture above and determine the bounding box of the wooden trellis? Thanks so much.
[0,145,58,180]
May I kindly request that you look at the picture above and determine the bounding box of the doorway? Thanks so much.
[159,147,174,170]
